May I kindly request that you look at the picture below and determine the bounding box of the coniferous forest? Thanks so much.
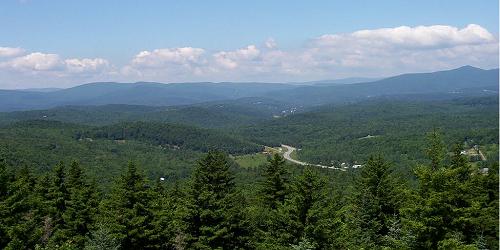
[0,132,497,249]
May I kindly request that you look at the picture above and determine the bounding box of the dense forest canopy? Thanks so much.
[0,142,497,249]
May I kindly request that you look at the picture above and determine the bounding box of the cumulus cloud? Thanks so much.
[124,24,497,82]
[131,47,205,68]
[1,52,110,74]
[0,47,24,57]
[0,24,498,88]
[314,24,495,49]
[65,58,110,73]
[0,50,114,88]
[213,45,260,69]
[296,24,498,78]
[122,47,207,81]
[4,52,62,71]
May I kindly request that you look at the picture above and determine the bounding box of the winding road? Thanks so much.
[281,144,345,171]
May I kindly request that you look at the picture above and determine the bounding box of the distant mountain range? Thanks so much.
[18,88,63,92]
[262,66,499,106]
[0,66,497,111]
[301,77,382,86]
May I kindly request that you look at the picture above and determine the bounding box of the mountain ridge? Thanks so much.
[0,66,497,111]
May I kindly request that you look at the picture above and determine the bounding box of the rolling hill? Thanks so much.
[0,82,296,111]
[0,66,497,111]
[264,66,499,106]
[0,97,297,127]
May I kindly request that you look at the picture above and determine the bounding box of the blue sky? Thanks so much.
[0,0,498,88]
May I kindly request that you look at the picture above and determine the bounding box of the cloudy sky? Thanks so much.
[0,0,498,89]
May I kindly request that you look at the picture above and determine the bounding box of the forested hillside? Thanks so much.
[234,96,499,173]
[0,120,203,188]
[0,95,497,179]
[0,97,292,128]
[79,121,262,154]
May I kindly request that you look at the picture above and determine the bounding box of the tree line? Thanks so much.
[0,133,498,249]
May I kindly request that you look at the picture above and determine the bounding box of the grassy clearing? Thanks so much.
[234,153,269,169]
[290,149,299,160]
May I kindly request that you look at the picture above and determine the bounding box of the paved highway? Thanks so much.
[281,144,345,171]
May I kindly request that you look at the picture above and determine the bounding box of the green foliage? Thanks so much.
[261,154,289,209]
[60,161,99,248]
[0,139,497,249]
[233,153,268,169]
[0,120,201,189]
[237,97,499,176]
[426,130,446,170]
[100,161,157,249]
[1,167,43,249]
[347,156,407,249]
[84,222,120,250]
[81,121,263,155]
[291,238,317,250]
[183,151,250,249]
[403,136,498,249]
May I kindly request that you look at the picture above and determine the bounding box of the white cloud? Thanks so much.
[131,47,205,68]
[122,47,207,82]
[0,52,115,88]
[4,52,62,71]
[0,47,24,57]
[65,58,110,73]
[293,24,498,78]
[0,24,498,88]
[315,24,495,49]
[213,45,260,69]
[1,52,110,74]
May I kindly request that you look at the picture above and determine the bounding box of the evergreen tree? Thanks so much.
[426,130,446,170]
[472,162,499,249]
[269,168,330,248]
[348,156,404,248]
[254,154,290,248]
[293,168,336,249]
[406,140,499,249]
[291,168,326,232]
[148,178,179,249]
[261,154,289,209]
[184,151,250,249]
[2,167,43,249]
[44,162,72,247]
[100,161,156,249]
[60,161,100,248]
[84,222,120,250]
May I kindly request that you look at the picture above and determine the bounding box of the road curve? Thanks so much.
[282,144,307,165]
[281,144,345,171]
